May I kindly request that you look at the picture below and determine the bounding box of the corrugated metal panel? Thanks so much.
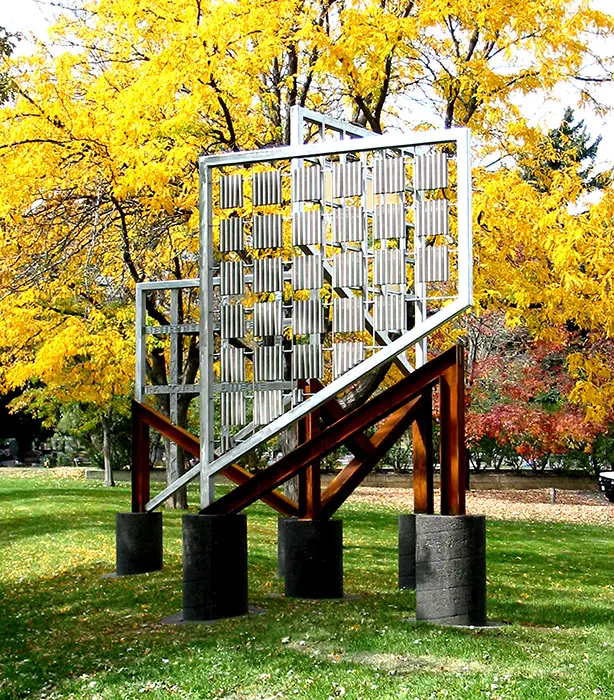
[373,156,405,194]
[373,295,405,331]
[220,304,245,339]
[292,254,323,290]
[253,170,282,206]
[219,218,244,252]
[220,261,244,296]
[332,252,363,288]
[373,203,405,239]
[253,213,283,249]
[332,342,364,379]
[332,161,362,198]
[253,258,283,293]
[293,299,323,335]
[292,210,322,246]
[415,199,449,237]
[332,206,364,242]
[292,164,322,202]
[253,390,284,425]
[415,245,450,282]
[221,391,246,426]
[373,249,405,285]
[220,346,245,382]
[253,300,283,336]
[413,153,448,190]
[219,174,243,209]
[292,344,324,379]
[253,345,284,381]
[333,297,365,333]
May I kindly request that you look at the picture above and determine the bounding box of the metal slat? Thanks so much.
[416,245,450,282]
[413,153,448,190]
[373,249,405,285]
[332,162,362,198]
[415,199,449,237]
[220,304,245,339]
[373,156,405,194]
[292,210,322,246]
[374,295,405,331]
[220,346,246,382]
[219,218,245,252]
[221,392,246,426]
[333,297,365,333]
[253,390,284,425]
[253,170,282,206]
[254,346,284,381]
[332,206,364,242]
[253,214,283,249]
[373,203,405,239]
[332,342,364,379]
[292,164,322,202]
[253,300,283,336]
[220,261,245,296]
[292,344,324,379]
[219,174,244,209]
[292,254,323,290]
[332,252,363,288]
[293,299,323,335]
[253,258,283,293]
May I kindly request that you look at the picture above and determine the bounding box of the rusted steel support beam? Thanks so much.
[131,401,151,513]
[318,400,420,520]
[413,388,434,515]
[316,388,377,460]
[439,344,466,515]
[297,380,321,519]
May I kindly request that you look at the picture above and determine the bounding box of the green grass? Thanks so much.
[1,472,614,699]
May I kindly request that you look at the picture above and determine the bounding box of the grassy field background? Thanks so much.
[1,471,613,699]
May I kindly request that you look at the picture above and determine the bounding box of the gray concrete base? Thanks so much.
[398,514,416,590]
[161,606,265,625]
[182,514,248,621]
[277,517,296,578]
[283,519,343,599]
[115,512,163,576]
[415,514,487,626]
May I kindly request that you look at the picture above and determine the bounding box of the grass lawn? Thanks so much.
[1,472,613,700]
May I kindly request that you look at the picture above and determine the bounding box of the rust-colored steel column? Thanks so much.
[413,387,434,515]
[297,380,321,519]
[131,400,151,513]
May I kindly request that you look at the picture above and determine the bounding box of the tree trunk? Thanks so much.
[164,396,190,509]
[101,407,115,487]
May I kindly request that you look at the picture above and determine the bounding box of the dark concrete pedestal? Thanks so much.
[182,514,248,621]
[115,512,163,576]
[282,519,343,599]
[415,514,487,626]
[277,517,295,578]
[398,514,416,590]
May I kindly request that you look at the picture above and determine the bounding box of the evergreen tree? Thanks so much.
[0,28,16,104]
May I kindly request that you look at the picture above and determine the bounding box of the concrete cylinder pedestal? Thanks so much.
[115,512,163,576]
[277,517,296,578]
[415,514,487,626]
[182,514,248,621]
[398,514,416,590]
[283,519,343,599]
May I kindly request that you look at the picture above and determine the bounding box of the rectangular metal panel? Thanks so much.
[291,164,322,202]
[221,391,246,426]
[415,199,449,237]
[413,153,448,190]
[373,202,405,239]
[333,297,365,333]
[293,299,323,335]
[253,345,284,381]
[373,249,405,285]
[332,206,364,242]
[332,161,362,198]
[253,389,284,426]
[220,303,245,338]
[219,218,244,252]
[416,245,450,282]
[332,342,364,379]
[292,210,322,246]
[332,251,363,288]
[253,257,283,293]
[373,156,405,194]
[253,300,283,336]
[292,344,324,379]
[253,213,283,249]
[220,345,246,382]
[374,295,405,331]
[292,254,323,290]
[220,261,244,296]
[253,170,282,206]
[219,174,243,209]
